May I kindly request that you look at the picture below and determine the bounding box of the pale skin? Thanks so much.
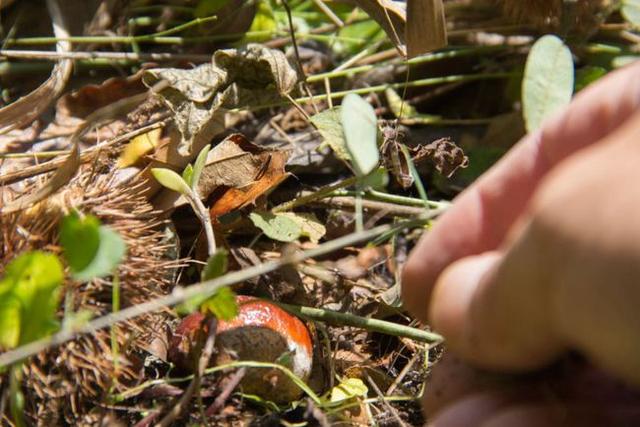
[402,61,640,425]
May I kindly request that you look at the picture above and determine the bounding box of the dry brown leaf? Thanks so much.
[214,44,298,95]
[144,45,297,156]
[56,70,148,121]
[208,134,289,219]
[406,0,447,58]
[351,0,407,56]
[0,0,72,135]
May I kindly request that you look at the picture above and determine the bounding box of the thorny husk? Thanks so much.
[0,165,180,425]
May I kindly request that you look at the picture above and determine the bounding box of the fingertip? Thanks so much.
[428,253,502,356]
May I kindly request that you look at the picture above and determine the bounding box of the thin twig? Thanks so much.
[205,368,246,416]
[311,194,431,217]
[271,176,359,213]
[0,120,167,186]
[0,49,211,62]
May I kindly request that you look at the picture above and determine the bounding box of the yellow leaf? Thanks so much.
[329,377,368,403]
[117,128,162,168]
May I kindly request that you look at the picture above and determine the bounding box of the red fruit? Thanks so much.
[171,296,313,403]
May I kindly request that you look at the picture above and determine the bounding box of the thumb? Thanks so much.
[429,245,565,372]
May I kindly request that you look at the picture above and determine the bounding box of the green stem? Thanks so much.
[306,45,508,83]
[271,176,359,213]
[252,73,514,112]
[10,366,25,427]
[111,273,120,372]
[332,189,450,209]
[278,303,443,344]
[4,30,365,47]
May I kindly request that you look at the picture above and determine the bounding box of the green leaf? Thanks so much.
[178,249,229,314]
[182,164,194,188]
[200,286,238,321]
[60,213,127,281]
[278,212,326,244]
[0,297,21,349]
[201,249,228,281]
[385,88,418,118]
[340,94,380,176]
[622,0,640,28]
[151,168,192,195]
[249,211,302,242]
[329,377,368,403]
[191,144,211,191]
[60,212,100,274]
[361,168,389,190]
[77,226,126,281]
[522,35,574,132]
[575,66,607,92]
[0,251,64,348]
[310,107,351,161]
[241,0,277,43]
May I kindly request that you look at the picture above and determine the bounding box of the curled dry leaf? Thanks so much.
[213,44,298,95]
[144,45,297,155]
[207,134,290,219]
[143,64,231,156]
[382,131,468,188]
[56,70,148,121]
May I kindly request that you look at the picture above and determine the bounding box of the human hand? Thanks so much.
[401,61,640,422]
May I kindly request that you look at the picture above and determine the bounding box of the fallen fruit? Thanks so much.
[171,296,313,403]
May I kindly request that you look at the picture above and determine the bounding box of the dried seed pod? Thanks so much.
[172,296,313,403]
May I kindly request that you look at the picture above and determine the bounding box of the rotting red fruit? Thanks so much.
[171,296,313,403]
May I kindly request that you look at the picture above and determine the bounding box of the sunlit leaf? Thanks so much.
[201,249,228,281]
[385,87,418,118]
[182,164,194,187]
[200,287,238,321]
[329,377,368,403]
[60,213,127,281]
[60,213,100,274]
[341,94,380,176]
[241,0,277,43]
[310,107,351,161]
[151,168,192,195]
[622,0,640,28]
[279,212,326,243]
[191,144,211,191]
[117,128,162,168]
[0,251,63,348]
[249,211,302,242]
[522,35,574,132]
[178,249,229,314]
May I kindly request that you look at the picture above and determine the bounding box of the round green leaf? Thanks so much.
[522,35,574,133]
[249,211,302,242]
[151,168,191,195]
[60,213,100,274]
[340,94,380,176]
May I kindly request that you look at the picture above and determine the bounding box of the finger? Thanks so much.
[402,61,640,321]
[428,114,640,380]
[429,250,563,371]
[431,400,640,427]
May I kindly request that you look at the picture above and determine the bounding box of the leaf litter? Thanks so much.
[0,0,634,425]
